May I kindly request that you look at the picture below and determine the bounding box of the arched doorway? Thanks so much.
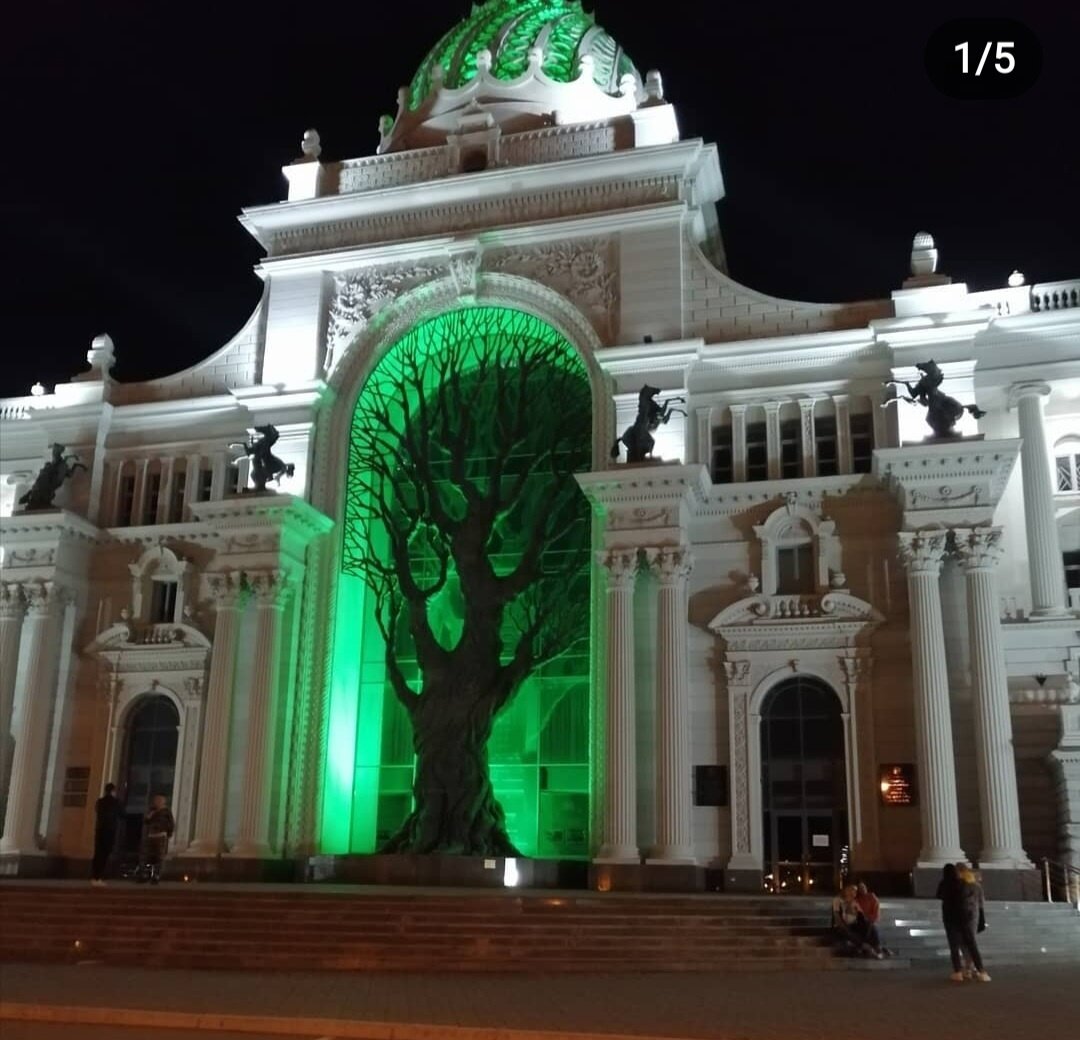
[119,695,179,861]
[761,676,848,893]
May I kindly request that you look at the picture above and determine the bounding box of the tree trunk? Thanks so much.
[380,677,519,856]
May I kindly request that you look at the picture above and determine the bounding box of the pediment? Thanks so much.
[708,591,884,631]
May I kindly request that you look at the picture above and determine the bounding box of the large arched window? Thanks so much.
[327,305,593,859]
[760,675,847,893]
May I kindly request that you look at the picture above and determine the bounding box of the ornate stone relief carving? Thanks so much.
[326,262,446,374]
[606,506,675,531]
[485,237,618,340]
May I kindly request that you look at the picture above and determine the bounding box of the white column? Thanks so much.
[764,402,782,480]
[730,404,748,482]
[953,527,1032,867]
[108,460,126,527]
[596,549,639,862]
[231,572,290,858]
[0,585,26,811]
[869,388,890,452]
[798,399,816,477]
[185,573,245,856]
[132,458,150,526]
[833,394,853,474]
[695,406,714,468]
[897,531,965,865]
[184,454,201,514]
[646,548,695,864]
[157,457,175,525]
[1009,383,1068,617]
[210,452,227,501]
[0,582,65,855]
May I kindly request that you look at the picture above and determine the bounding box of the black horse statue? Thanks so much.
[232,425,295,493]
[611,385,686,464]
[884,360,986,439]
[18,444,86,511]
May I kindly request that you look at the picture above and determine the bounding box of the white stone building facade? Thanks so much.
[1,0,1078,895]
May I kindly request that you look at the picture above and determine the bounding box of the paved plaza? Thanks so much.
[2,961,1078,1039]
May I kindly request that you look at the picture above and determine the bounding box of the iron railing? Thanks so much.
[1041,857,1080,910]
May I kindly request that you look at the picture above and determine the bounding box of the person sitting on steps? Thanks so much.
[832,883,883,958]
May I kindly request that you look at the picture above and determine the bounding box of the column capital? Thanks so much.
[0,583,27,620]
[723,658,752,687]
[598,549,639,590]
[248,569,293,609]
[762,400,782,415]
[952,526,1005,571]
[1007,381,1051,409]
[644,546,693,585]
[897,530,948,575]
[728,402,748,415]
[207,571,248,610]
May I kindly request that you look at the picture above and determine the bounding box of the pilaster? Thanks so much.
[798,399,816,478]
[0,584,27,814]
[730,404,748,483]
[764,401,781,481]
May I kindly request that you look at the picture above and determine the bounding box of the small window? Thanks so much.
[712,425,733,483]
[815,415,838,477]
[117,475,136,527]
[1057,452,1080,493]
[150,581,178,623]
[780,418,802,479]
[777,543,815,594]
[143,472,161,525]
[851,413,874,474]
[746,422,768,482]
[197,468,213,502]
[168,469,186,524]
[461,149,488,173]
[1065,551,1080,590]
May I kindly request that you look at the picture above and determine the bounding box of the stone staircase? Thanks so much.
[877,898,1080,968]
[0,884,857,972]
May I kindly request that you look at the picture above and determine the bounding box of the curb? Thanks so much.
[0,1002,695,1040]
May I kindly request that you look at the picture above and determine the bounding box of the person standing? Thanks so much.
[90,783,122,886]
[937,863,990,982]
[137,794,174,885]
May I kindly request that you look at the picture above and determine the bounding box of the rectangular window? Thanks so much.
[142,472,161,525]
[815,415,838,477]
[1057,454,1079,493]
[150,581,178,623]
[851,412,874,474]
[116,475,136,527]
[169,469,186,524]
[226,463,241,496]
[197,468,213,502]
[777,543,815,594]
[1065,551,1080,590]
[746,421,768,482]
[712,425,733,484]
[780,418,801,479]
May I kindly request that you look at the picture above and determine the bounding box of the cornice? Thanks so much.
[576,463,711,511]
[0,509,101,544]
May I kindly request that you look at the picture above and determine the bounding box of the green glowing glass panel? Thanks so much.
[330,305,593,856]
[407,0,637,110]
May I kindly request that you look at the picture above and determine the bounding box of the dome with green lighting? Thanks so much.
[408,0,639,111]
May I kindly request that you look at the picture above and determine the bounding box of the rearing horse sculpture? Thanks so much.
[883,360,985,439]
[231,425,295,493]
[611,385,687,464]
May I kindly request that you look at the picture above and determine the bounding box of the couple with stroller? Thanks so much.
[832,881,887,959]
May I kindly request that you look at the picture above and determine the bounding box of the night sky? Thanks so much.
[3,0,1077,398]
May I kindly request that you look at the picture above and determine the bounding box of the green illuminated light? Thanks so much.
[407,0,638,110]
[327,305,594,857]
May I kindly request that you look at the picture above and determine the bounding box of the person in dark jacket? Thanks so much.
[90,783,122,885]
[137,794,175,885]
[936,862,990,982]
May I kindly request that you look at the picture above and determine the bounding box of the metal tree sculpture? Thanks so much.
[343,307,592,855]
